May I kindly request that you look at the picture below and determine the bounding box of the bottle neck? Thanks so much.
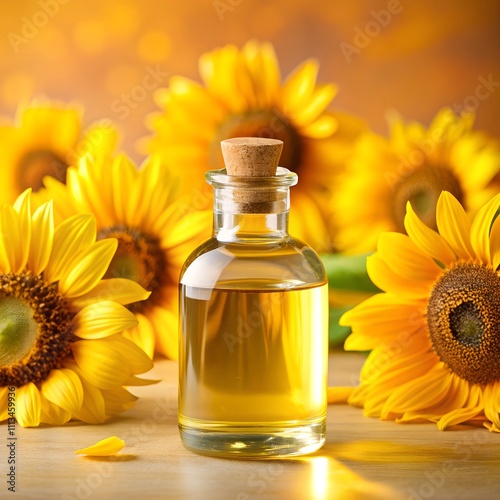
[213,210,289,242]
[207,167,296,243]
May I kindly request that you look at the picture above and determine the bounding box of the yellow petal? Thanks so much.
[71,278,151,310]
[404,201,456,267]
[363,349,437,418]
[366,253,431,299]
[71,339,131,389]
[165,76,224,124]
[13,188,32,214]
[483,381,500,430]
[75,436,125,456]
[164,208,211,248]
[437,405,484,430]
[341,293,424,350]
[72,336,152,389]
[70,156,117,228]
[75,301,139,339]
[102,387,138,416]
[12,188,31,272]
[19,103,82,151]
[41,368,84,414]
[292,84,337,127]
[44,214,96,283]
[246,41,280,106]
[58,239,118,298]
[283,59,318,113]
[0,386,9,421]
[327,386,354,404]
[40,175,74,221]
[123,314,155,359]
[437,384,483,431]
[360,334,431,382]
[40,393,71,425]
[29,200,54,275]
[397,374,469,424]
[300,114,338,139]
[490,215,500,270]
[107,335,154,374]
[484,422,500,433]
[0,205,22,273]
[0,216,11,274]
[76,121,118,162]
[124,375,160,386]
[65,165,97,218]
[377,232,441,283]
[65,362,106,424]
[470,193,500,265]
[16,383,41,427]
[381,365,452,419]
[148,307,178,359]
[199,45,247,112]
[436,192,475,261]
[111,155,140,223]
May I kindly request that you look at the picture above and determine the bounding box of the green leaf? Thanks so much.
[321,253,380,293]
[329,306,352,347]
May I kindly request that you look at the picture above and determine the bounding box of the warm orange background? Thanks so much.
[1,0,499,160]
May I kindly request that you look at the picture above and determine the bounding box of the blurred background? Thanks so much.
[1,0,499,161]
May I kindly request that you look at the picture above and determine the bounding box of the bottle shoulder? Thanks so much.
[180,236,326,289]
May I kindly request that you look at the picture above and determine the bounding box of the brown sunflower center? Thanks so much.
[210,109,302,171]
[17,149,68,192]
[0,272,75,386]
[427,263,500,385]
[392,165,464,233]
[98,225,167,313]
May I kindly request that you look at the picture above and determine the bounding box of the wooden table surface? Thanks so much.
[8,353,500,499]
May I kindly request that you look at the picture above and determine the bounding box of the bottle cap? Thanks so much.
[221,138,283,177]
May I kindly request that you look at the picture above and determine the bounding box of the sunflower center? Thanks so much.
[210,109,302,171]
[0,272,75,386]
[98,225,167,313]
[427,263,500,385]
[17,149,68,192]
[392,165,464,232]
[0,297,38,366]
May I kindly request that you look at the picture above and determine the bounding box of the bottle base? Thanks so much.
[178,415,326,458]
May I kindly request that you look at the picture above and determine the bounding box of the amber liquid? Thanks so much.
[178,279,328,457]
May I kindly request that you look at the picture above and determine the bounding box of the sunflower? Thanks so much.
[0,100,117,205]
[0,189,153,427]
[333,108,500,254]
[340,191,500,432]
[145,40,366,252]
[35,153,211,359]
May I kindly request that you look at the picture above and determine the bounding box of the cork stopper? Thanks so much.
[221,137,283,177]
[218,137,285,213]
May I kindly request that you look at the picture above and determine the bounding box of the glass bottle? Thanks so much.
[178,137,328,457]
